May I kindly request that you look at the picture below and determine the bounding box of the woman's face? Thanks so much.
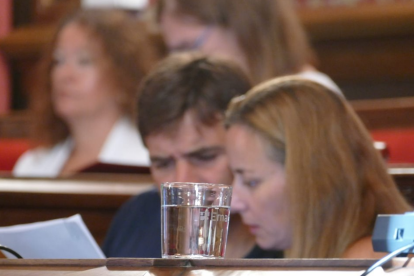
[226,124,291,250]
[51,23,120,122]
[159,2,249,73]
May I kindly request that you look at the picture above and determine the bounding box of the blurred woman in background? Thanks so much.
[225,77,411,258]
[13,9,163,177]
[156,0,340,93]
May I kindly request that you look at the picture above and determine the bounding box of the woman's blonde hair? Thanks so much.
[31,9,164,147]
[226,77,411,258]
[157,0,315,84]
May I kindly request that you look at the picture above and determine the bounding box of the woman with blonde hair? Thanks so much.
[13,9,163,177]
[156,0,340,93]
[225,77,411,258]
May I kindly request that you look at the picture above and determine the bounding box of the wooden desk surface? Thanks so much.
[0,258,413,275]
[0,258,377,276]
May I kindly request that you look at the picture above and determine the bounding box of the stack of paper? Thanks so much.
[0,214,105,259]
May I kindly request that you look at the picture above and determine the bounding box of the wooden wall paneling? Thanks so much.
[351,97,414,130]
[0,0,12,114]
[298,3,414,41]
[298,3,414,100]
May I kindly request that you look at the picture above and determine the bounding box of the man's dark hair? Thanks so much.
[137,53,252,139]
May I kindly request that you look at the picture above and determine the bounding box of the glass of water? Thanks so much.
[161,182,232,259]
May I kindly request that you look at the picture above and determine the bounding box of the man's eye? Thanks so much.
[197,154,217,161]
[152,160,173,169]
[191,154,218,165]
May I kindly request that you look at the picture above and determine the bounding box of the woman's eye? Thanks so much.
[78,56,93,66]
[52,54,64,66]
[243,179,260,188]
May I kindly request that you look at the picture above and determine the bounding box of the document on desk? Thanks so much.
[0,214,105,259]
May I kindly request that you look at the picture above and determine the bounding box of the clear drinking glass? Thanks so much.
[161,182,232,259]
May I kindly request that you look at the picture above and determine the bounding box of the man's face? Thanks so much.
[145,112,233,189]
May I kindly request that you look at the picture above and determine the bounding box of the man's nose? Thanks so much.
[175,161,199,183]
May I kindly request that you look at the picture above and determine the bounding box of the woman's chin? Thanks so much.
[256,237,287,251]
[256,238,273,250]
[54,108,83,123]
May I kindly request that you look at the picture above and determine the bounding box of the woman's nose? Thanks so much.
[54,61,77,83]
[230,184,247,214]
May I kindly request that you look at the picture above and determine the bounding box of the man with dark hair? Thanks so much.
[138,54,250,186]
[102,53,282,259]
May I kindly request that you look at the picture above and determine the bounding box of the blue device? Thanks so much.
[372,212,414,253]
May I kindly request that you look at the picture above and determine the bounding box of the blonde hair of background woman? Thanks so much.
[226,77,411,258]
[157,0,315,84]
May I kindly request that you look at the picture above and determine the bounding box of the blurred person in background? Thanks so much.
[13,9,163,177]
[155,0,340,93]
[103,53,282,259]
[225,77,412,258]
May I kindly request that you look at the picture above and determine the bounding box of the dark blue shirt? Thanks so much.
[102,189,283,259]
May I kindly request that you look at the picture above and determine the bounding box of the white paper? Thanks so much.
[0,214,105,259]
[82,0,148,9]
